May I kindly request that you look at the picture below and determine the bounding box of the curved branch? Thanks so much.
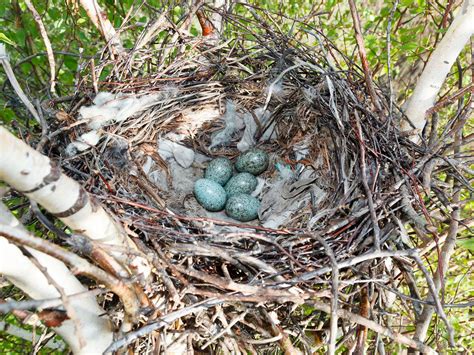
[0,224,141,323]
[24,0,56,95]
[0,203,113,354]
[0,127,150,279]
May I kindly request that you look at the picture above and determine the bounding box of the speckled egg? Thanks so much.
[194,178,227,211]
[205,157,233,185]
[235,149,269,175]
[225,173,258,197]
[225,194,260,222]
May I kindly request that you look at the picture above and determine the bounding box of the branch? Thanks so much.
[314,235,339,355]
[0,127,151,279]
[413,104,470,345]
[0,224,141,323]
[79,0,124,55]
[401,0,474,137]
[0,44,41,123]
[348,0,382,113]
[24,0,56,95]
[0,203,113,354]
[308,300,437,354]
[0,321,65,350]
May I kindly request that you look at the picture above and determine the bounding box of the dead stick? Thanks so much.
[24,0,56,95]
[308,299,437,354]
[348,0,382,113]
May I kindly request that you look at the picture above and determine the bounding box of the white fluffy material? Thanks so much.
[209,100,244,149]
[80,92,161,130]
[66,92,163,155]
[157,137,195,168]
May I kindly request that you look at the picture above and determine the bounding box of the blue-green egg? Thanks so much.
[225,194,260,222]
[225,173,258,197]
[194,178,227,211]
[235,149,269,175]
[205,157,233,185]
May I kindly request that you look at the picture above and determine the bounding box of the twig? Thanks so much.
[307,299,437,354]
[0,44,41,123]
[413,106,470,347]
[105,298,223,352]
[201,311,248,349]
[79,0,124,56]
[24,0,56,95]
[260,308,303,355]
[286,250,416,284]
[354,110,381,250]
[348,0,382,113]
[386,0,400,122]
[171,263,306,303]
[0,321,65,350]
[409,254,455,346]
[19,246,85,349]
[0,290,103,313]
[314,235,339,355]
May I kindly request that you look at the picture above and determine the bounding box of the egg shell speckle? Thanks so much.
[194,178,227,211]
[235,149,269,175]
[225,173,258,197]
[225,194,260,222]
[205,157,233,185]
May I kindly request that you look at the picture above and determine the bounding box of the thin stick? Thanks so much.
[354,110,381,250]
[307,299,437,354]
[19,247,85,348]
[314,235,339,355]
[105,298,224,352]
[286,248,415,284]
[348,0,382,113]
[409,255,455,346]
[0,45,41,123]
[24,0,56,95]
[0,290,103,313]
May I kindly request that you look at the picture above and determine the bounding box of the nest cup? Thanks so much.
[55,4,439,353]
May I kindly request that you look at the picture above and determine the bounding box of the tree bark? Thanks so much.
[0,203,113,354]
[79,0,124,55]
[401,0,474,138]
[0,127,150,279]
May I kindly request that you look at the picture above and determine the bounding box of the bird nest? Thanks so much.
[42,4,460,353]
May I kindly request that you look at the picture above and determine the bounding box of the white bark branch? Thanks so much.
[0,203,113,354]
[79,0,124,55]
[0,127,150,279]
[401,0,474,137]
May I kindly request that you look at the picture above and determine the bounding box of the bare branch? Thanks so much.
[24,0,56,95]
[0,44,41,123]
[79,0,124,55]
[0,225,141,323]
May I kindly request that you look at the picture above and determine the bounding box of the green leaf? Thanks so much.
[401,41,418,51]
[64,56,77,71]
[0,32,15,46]
[457,238,474,251]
